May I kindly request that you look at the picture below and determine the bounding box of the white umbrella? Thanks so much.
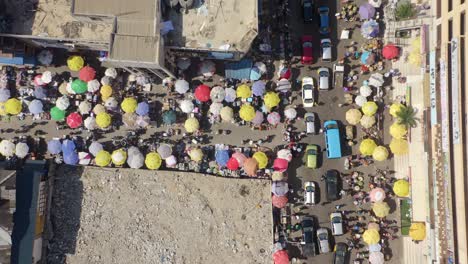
[89,141,103,156]
[136,115,150,128]
[369,0,382,8]
[165,155,177,167]
[355,95,368,107]
[87,79,100,93]
[209,102,223,116]
[175,79,190,94]
[105,68,118,78]
[65,82,75,95]
[224,87,236,103]
[101,76,112,86]
[78,152,91,165]
[84,116,97,130]
[210,86,225,103]
[179,99,194,114]
[78,101,92,114]
[220,106,234,122]
[127,146,144,169]
[15,142,29,158]
[360,115,376,128]
[369,73,385,87]
[199,60,216,77]
[177,58,191,70]
[0,140,15,157]
[37,50,53,65]
[56,96,70,110]
[369,251,385,264]
[277,149,292,161]
[254,62,267,74]
[0,89,10,102]
[104,97,118,109]
[41,71,53,84]
[284,108,297,119]
[157,144,172,159]
[272,181,289,196]
[360,85,373,97]
[368,243,382,252]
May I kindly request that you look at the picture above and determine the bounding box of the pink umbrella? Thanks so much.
[369,187,386,202]
[267,112,281,125]
[272,195,288,208]
[251,111,264,125]
[226,157,239,170]
[273,158,289,172]
[273,250,289,264]
[34,75,45,86]
[232,152,247,166]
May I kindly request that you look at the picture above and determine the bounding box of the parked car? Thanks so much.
[318,7,330,35]
[320,38,332,61]
[305,144,318,169]
[325,169,340,201]
[334,242,348,264]
[316,228,330,253]
[301,35,314,64]
[330,212,344,236]
[318,67,330,90]
[304,112,317,134]
[302,0,315,23]
[302,77,316,107]
[301,217,317,257]
[304,181,317,205]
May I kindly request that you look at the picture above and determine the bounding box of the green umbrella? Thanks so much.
[162,110,176,125]
[50,106,66,121]
[72,79,88,94]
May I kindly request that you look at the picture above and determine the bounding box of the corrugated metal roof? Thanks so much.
[111,35,160,63]
[73,0,157,19]
[116,19,155,37]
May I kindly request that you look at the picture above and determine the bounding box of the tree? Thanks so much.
[395,2,416,21]
[396,106,418,128]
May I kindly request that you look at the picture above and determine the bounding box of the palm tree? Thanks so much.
[396,106,418,128]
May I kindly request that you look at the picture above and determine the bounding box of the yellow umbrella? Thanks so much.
[236,84,252,99]
[95,150,111,167]
[411,36,421,51]
[363,229,380,245]
[0,102,6,116]
[93,104,106,115]
[409,222,426,241]
[393,179,410,197]
[100,85,113,100]
[263,92,280,109]
[372,146,389,161]
[67,55,84,71]
[253,151,268,169]
[390,138,409,155]
[409,52,422,66]
[360,115,376,128]
[361,101,378,116]
[96,112,112,128]
[239,104,255,121]
[220,106,234,122]
[346,109,362,125]
[359,138,377,156]
[189,148,203,162]
[372,202,390,218]
[145,152,162,170]
[184,117,200,133]
[390,122,407,139]
[389,103,405,117]
[111,149,127,166]
[121,97,137,113]
[5,98,22,115]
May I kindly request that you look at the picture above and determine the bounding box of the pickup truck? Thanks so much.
[333,63,345,90]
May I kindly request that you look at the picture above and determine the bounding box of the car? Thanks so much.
[334,242,348,264]
[330,212,344,236]
[305,144,318,169]
[301,217,317,257]
[316,228,330,253]
[302,77,316,107]
[318,7,330,35]
[325,169,340,201]
[318,67,330,90]
[301,35,314,65]
[323,120,343,159]
[321,38,332,61]
[302,0,314,23]
[304,181,317,205]
[304,112,317,134]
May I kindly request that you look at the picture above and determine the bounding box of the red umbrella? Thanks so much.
[272,195,288,208]
[67,112,83,128]
[273,158,289,172]
[273,250,289,264]
[382,44,399,60]
[226,157,239,170]
[279,67,291,79]
[79,66,96,82]
[194,84,211,102]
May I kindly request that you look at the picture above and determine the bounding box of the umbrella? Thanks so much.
[96,112,112,128]
[162,110,177,125]
[272,195,288,208]
[175,79,190,94]
[363,229,380,245]
[209,102,223,115]
[89,142,103,156]
[34,87,47,99]
[210,86,225,103]
[390,138,409,155]
[362,101,378,116]
[360,138,377,156]
[5,98,22,115]
[346,109,362,125]
[355,95,368,107]
[157,144,172,159]
[369,187,386,202]
[56,96,70,111]
[67,55,84,71]
[284,108,297,119]
[0,89,10,102]
[66,81,75,95]
[239,104,255,121]
[369,0,382,8]
[127,146,144,169]
[78,101,92,114]
[232,152,247,166]
[145,152,162,170]
[267,112,281,125]
[194,84,211,102]
[179,100,194,114]
[359,3,376,19]
[252,80,266,97]
[360,51,376,65]
[0,102,5,116]
[252,111,264,125]
[360,115,376,128]
[224,87,236,103]
[184,117,199,132]
[93,104,106,115]
[369,251,384,264]
[95,150,111,167]
[372,146,389,161]
[34,75,44,86]
[0,140,15,157]
[63,151,79,165]
[188,148,203,162]
[104,68,118,78]
[220,106,234,122]
[47,139,62,154]
[121,97,137,113]
[409,51,422,66]
[61,139,76,153]
[389,103,405,117]
[215,149,230,166]
[278,66,291,79]
[372,201,390,218]
[84,116,97,130]
[165,155,177,167]
[67,112,82,128]
[176,58,191,70]
[390,122,408,139]
[277,149,292,161]
[250,66,262,81]
[360,85,373,97]
[273,158,289,172]
[104,97,118,109]
[273,250,289,264]
[264,92,280,109]
[272,181,289,196]
[78,152,91,165]
[254,62,267,74]
[28,99,43,114]
[368,243,382,252]
[79,66,96,82]
[272,171,286,181]
[276,78,291,92]
[37,50,53,65]
[236,84,252,99]
[361,20,380,39]
[58,82,68,95]
[199,60,216,77]
[393,179,410,197]
[15,142,29,158]
[382,44,399,59]
[369,73,385,87]
[71,79,88,94]
[409,222,426,241]
[87,79,100,93]
[100,85,113,99]
[226,157,239,170]
[253,151,268,169]
[243,158,259,176]
[122,112,137,127]
[368,223,380,231]
[41,71,53,84]
[111,149,127,166]
[136,101,149,116]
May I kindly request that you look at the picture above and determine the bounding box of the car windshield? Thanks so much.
[302,219,313,227]
[322,42,331,48]
[306,185,314,192]
[303,42,313,48]
[326,123,338,129]
[318,233,327,240]
[304,2,312,7]
[306,116,314,122]
[303,84,313,90]
[320,71,329,77]
[304,231,313,243]
[308,149,317,155]
[332,216,342,223]
[305,98,314,103]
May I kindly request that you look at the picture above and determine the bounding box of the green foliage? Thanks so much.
[395,2,416,21]
[396,106,419,128]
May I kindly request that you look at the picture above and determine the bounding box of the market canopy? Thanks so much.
[162,110,177,125]
[360,114,376,128]
[56,96,70,111]
[111,149,127,166]
[67,55,84,71]
[369,251,384,264]
[363,228,380,245]
[372,146,389,161]
[47,139,62,154]
[372,201,390,218]
[359,3,376,19]
[28,99,44,114]
[226,157,239,170]
[273,250,289,264]
[264,92,281,109]
[236,84,252,99]
[194,84,211,102]
[393,179,410,197]
[175,79,190,94]
[136,102,149,116]
[100,85,113,99]
[243,158,259,177]
[252,80,266,96]
[79,66,96,82]
[369,187,386,202]
[71,79,88,94]
[210,86,225,103]
[121,97,138,113]
[215,149,230,166]
[184,117,200,133]
[179,99,194,114]
[66,112,82,129]
[145,152,162,170]
[362,101,378,116]
[390,122,408,139]
[346,109,362,125]
[95,150,111,167]
[272,195,288,209]
[5,98,22,115]
[389,103,405,117]
[157,144,172,159]
[360,138,377,156]
[390,138,409,155]
[409,222,426,241]
[361,19,380,39]
[253,151,268,169]
[239,104,255,121]
[0,140,15,157]
[220,106,234,122]
[188,148,203,162]
[382,44,400,59]
[267,112,281,125]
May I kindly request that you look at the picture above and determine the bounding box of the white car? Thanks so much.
[330,212,344,236]
[316,228,330,253]
[318,68,330,90]
[321,39,332,61]
[304,181,317,205]
[302,77,316,107]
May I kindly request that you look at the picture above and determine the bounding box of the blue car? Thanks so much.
[318,7,330,35]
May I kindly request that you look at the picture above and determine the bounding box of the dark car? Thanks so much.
[334,242,348,264]
[325,169,340,201]
[318,6,330,35]
[302,0,314,23]
[301,217,317,257]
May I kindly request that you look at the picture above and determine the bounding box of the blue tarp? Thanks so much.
[225,59,253,80]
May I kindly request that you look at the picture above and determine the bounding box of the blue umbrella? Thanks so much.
[136,101,149,116]
[361,51,371,64]
[252,80,266,97]
[63,151,79,165]
[28,99,44,114]
[0,89,10,102]
[215,149,230,166]
[162,110,177,125]
[34,87,47,99]
[361,20,379,39]
[250,67,261,81]
[61,139,76,153]
[47,139,62,154]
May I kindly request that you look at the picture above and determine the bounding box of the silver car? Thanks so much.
[304,181,317,205]
[330,212,344,236]
[304,112,317,134]
[316,228,330,253]
[320,39,332,62]
[318,67,330,90]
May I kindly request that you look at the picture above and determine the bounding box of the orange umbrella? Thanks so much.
[243,158,259,177]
